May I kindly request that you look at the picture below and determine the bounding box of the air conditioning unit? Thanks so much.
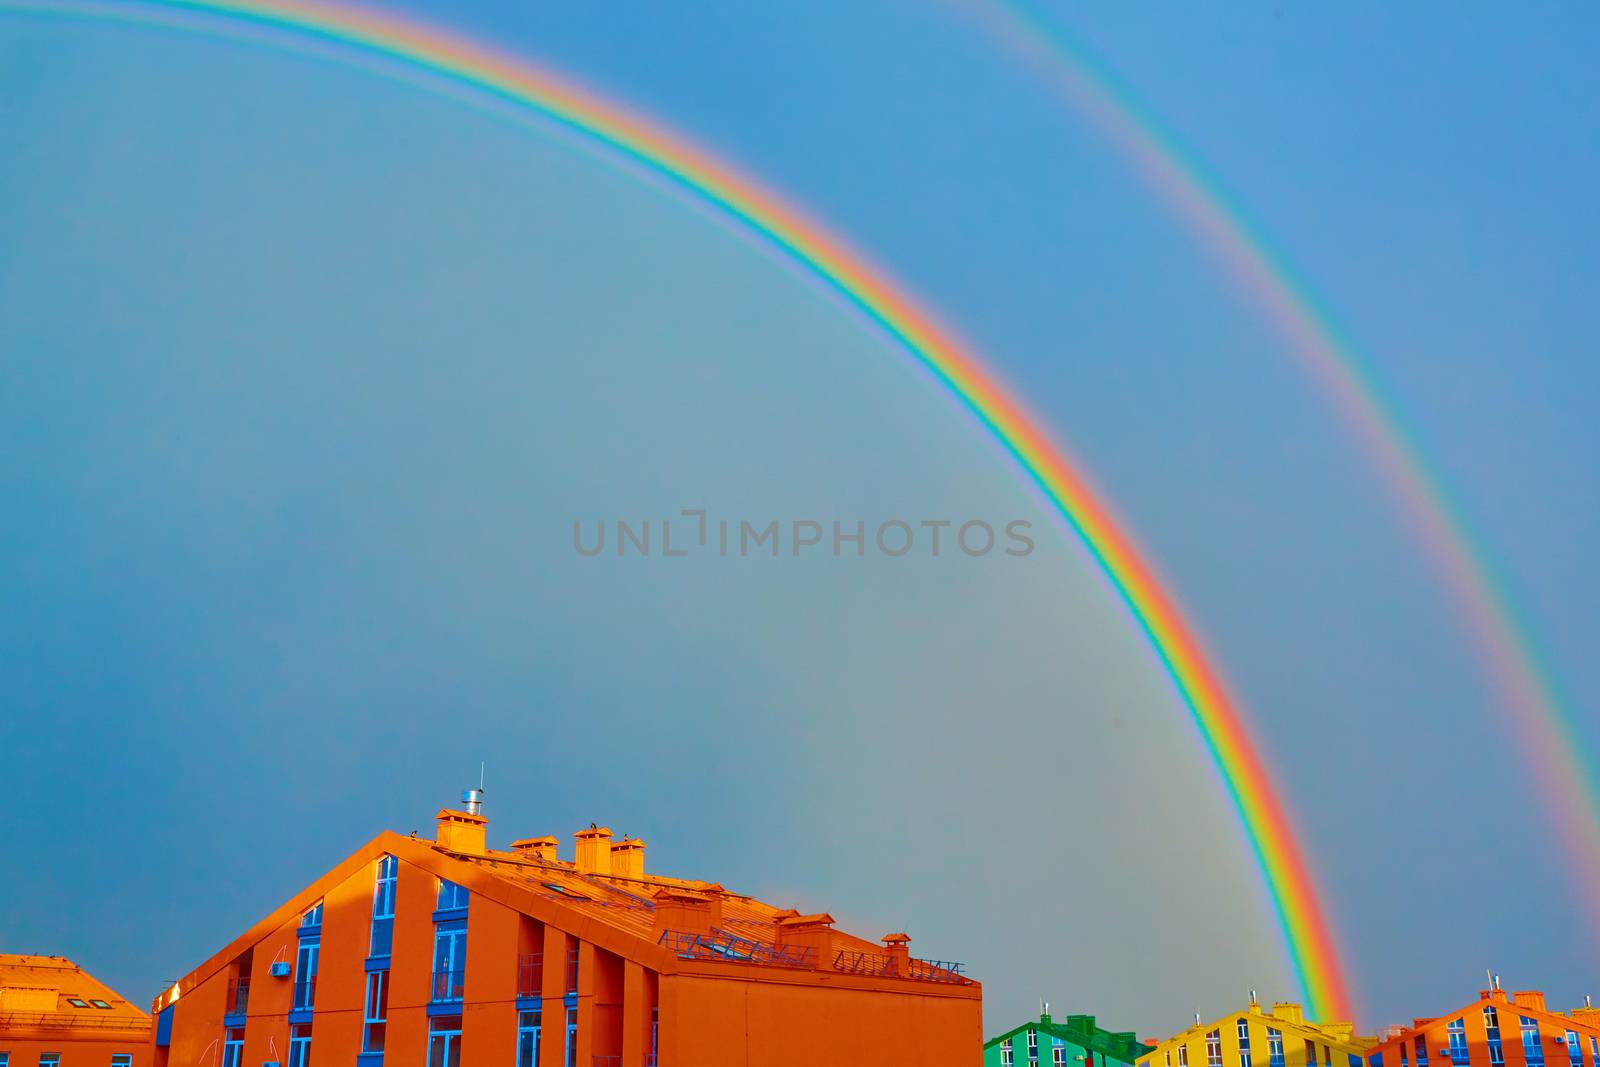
[269,962,291,978]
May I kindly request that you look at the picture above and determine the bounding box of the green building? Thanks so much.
[986,1009,1154,1067]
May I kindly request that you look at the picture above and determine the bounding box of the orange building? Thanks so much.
[149,792,981,1067]
[1365,986,1600,1067]
[0,954,151,1067]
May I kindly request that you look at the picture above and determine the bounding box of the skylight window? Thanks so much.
[542,883,590,901]
[66,997,88,1008]
[90,999,112,1009]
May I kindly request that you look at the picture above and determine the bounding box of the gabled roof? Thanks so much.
[1142,1004,1374,1055]
[0,954,151,1034]
[155,828,941,1013]
[986,1012,1154,1061]
[1372,991,1600,1048]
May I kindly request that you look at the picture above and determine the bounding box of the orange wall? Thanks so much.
[1370,994,1600,1067]
[660,970,982,1067]
[0,1035,149,1067]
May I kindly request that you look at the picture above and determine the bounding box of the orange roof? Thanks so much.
[0,954,151,1036]
[156,829,975,1013]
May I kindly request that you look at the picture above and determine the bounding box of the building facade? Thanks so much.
[149,796,981,1067]
[1363,987,1600,1067]
[1140,1001,1375,1067]
[0,955,151,1067]
[985,1008,1151,1067]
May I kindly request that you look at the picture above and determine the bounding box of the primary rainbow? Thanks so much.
[968,0,1600,954]
[4,0,1354,1019]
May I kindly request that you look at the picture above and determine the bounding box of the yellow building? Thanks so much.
[1140,1001,1376,1067]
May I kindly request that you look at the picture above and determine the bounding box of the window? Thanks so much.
[567,945,579,993]
[1372,1055,1384,1067]
[1306,1040,1318,1067]
[222,1027,244,1067]
[1057,1047,1069,1066]
[432,921,467,1002]
[38,1057,59,1067]
[518,1007,542,1067]
[1522,1018,1545,1067]
[437,879,469,911]
[428,1015,463,1067]
[1208,1031,1224,1067]
[1417,1036,1430,1067]
[1449,1019,1470,1067]
[1239,1019,1253,1067]
[363,969,389,1052]
[1402,1044,1410,1067]
[1029,1029,1039,1067]
[301,901,324,928]
[1591,1038,1598,1067]
[371,854,398,958]
[1002,1040,1015,1067]
[1268,1028,1284,1067]
[1567,1031,1582,1067]
[66,998,88,1008]
[90,1000,112,1009]
[294,938,319,1010]
[287,1024,312,1067]
[112,1057,133,1067]
[1351,1056,1364,1067]
[565,1006,578,1067]
[1180,1046,1189,1067]
[1484,1008,1504,1067]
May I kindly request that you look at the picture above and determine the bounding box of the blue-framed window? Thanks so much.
[1566,1031,1582,1067]
[1449,1019,1470,1066]
[1416,1036,1430,1067]
[0,1052,8,1067]
[1351,1056,1364,1067]
[1238,1019,1253,1067]
[518,1007,542,1067]
[437,878,469,912]
[432,920,467,1002]
[1402,1042,1410,1067]
[1371,1055,1384,1067]
[1002,1039,1014,1067]
[301,901,323,929]
[1207,1031,1223,1067]
[1268,1028,1284,1067]
[1522,1018,1545,1067]
[38,1056,59,1067]
[428,1014,463,1067]
[565,1006,578,1067]
[222,1027,244,1067]
[363,968,389,1053]
[1590,1037,1598,1067]
[371,854,398,958]
[287,1023,312,1067]
[112,1056,133,1067]
[1483,1008,1504,1067]
[294,938,319,1010]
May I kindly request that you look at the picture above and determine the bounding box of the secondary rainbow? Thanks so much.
[3,0,1355,1019]
[964,0,1600,946]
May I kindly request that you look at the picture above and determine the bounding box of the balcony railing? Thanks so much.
[431,968,466,1002]
[594,1058,622,1067]
[291,975,317,1010]
[225,978,250,1016]
[658,928,814,969]
[567,945,579,993]
[518,953,544,997]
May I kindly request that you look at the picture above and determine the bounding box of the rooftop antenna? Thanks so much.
[1196,1013,1202,1026]
[1586,995,1593,1009]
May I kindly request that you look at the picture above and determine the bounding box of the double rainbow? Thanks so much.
[2,0,1354,1019]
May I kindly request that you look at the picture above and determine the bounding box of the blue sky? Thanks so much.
[2,0,1598,1036]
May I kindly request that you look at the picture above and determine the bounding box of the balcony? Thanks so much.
[431,968,466,1002]
[224,978,250,1018]
[518,953,544,998]
[291,975,317,1011]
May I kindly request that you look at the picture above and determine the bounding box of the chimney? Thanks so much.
[511,836,559,862]
[574,826,614,875]
[1512,992,1547,1013]
[773,913,836,967]
[651,887,717,938]
[883,932,911,977]
[1272,1004,1305,1024]
[435,800,488,856]
[610,837,646,878]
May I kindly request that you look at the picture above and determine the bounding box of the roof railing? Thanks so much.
[832,950,974,985]
[657,928,815,970]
